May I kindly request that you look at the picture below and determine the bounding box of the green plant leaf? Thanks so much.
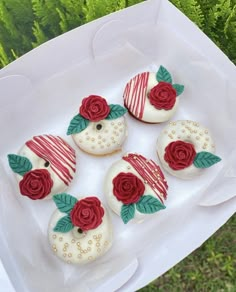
[156,65,172,83]
[121,204,135,224]
[7,154,32,176]
[173,84,185,96]
[53,193,78,214]
[53,214,74,233]
[67,114,89,135]
[194,151,221,168]
[136,195,166,214]
[106,104,127,120]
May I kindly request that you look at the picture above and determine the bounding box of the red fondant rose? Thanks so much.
[79,95,110,122]
[149,82,177,110]
[113,172,145,205]
[164,140,196,170]
[19,169,53,200]
[70,197,104,231]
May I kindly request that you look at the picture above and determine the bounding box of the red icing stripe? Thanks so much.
[123,153,168,203]
[123,72,149,119]
[26,135,76,186]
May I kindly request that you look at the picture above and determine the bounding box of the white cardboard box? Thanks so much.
[0,0,235,291]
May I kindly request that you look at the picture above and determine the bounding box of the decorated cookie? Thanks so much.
[123,65,184,123]
[7,135,76,200]
[104,153,168,224]
[67,95,128,155]
[48,193,112,264]
[156,120,221,179]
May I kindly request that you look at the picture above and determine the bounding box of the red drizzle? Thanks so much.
[122,153,168,203]
[124,72,149,119]
[26,135,76,186]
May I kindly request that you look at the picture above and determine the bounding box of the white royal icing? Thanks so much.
[17,135,76,199]
[156,120,215,179]
[48,204,113,264]
[124,72,179,123]
[72,116,128,155]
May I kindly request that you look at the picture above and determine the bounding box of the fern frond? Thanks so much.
[179,0,205,29]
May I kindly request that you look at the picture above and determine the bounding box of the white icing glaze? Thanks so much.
[124,72,179,123]
[104,155,167,222]
[48,204,113,264]
[156,120,215,179]
[17,135,76,199]
[72,116,128,155]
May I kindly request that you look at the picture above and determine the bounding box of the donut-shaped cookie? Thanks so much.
[7,135,76,200]
[123,65,184,123]
[48,194,112,264]
[104,153,168,224]
[67,95,128,155]
[156,120,222,179]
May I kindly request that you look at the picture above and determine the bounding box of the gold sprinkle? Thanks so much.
[68,253,72,258]
[88,256,93,260]
[63,253,67,257]
[52,244,56,249]
[53,248,57,253]
[111,122,114,125]
[84,250,87,253]
[63,248,67,252]
[88,240,93,245]
[77,242,80,246]
[53,235,57,239]
[98,234,102,238]
[97,248,101,253]
[64,243,69,247]
[98,135,102,139]
[96,243,100,247]
[196,136,200,140]
[77,254,82,258]
[91,138,95,142]
[205,130,208,134]
[59,237,63,242]
[87,247,91,251]
[104,241,108,246]
[93,235,97,239]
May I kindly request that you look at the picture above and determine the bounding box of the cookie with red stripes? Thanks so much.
[104,153,168,224]
[7,135,76,200]
[123,66,184,123]
[67,95,128,156]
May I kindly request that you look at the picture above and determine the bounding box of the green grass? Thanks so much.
[139,214,236,292]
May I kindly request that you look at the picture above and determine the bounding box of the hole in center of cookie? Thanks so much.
[44,161,50,167]
[77,228,83,234]
[96,124,102,130]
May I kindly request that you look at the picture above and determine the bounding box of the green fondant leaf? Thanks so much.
[172,84,184,96]
[121,204,135,224]
[53,214,74,233]
[7,154,32,176]
[67,114,89,135]
[156,65,172,83]
[106,104,127,120]
[193,152,221,168]
[53,193,78,214]
[136,195,166,214]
